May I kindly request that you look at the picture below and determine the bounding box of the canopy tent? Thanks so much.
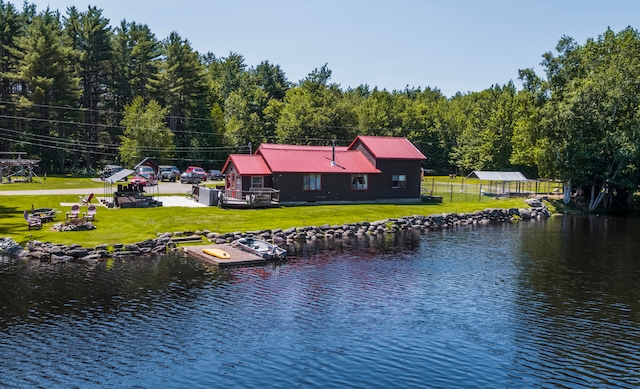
[105,169,134,184]
[466,171,528,181]
[101,168,161,208]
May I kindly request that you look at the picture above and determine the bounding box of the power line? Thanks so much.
[0,114,227,137]
[0,100,217,122]
[1,134,248,157]
[0,127,241,152]
[0,135,120,157]
[1,100,438,135]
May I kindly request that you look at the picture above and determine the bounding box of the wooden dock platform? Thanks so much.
[182,244,266,267]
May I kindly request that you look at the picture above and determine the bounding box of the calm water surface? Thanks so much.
[1,215,640,388]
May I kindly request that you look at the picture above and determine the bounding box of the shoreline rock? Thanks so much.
[3,204,551,263]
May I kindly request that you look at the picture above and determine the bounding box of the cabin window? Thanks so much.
[351,174,368,190]
[251,176,264,188]
[392,174,406,188]
[303,173,322,191]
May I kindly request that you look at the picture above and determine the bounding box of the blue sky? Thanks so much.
[17,0,640,97]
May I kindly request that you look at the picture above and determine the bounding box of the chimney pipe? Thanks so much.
[331,139,336,166]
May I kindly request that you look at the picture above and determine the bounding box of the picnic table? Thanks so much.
[31,207,57,222]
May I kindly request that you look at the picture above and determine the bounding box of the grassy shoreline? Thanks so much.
[1,193,532,247]
[1,176,552,247]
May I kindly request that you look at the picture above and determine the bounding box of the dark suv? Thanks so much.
[158,165,177,182]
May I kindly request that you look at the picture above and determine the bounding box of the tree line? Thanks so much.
[2,2,639,209]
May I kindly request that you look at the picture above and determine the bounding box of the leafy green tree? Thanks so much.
[516,27,640,209]
[276,65,356,144]
[449,83,516,173]
[223,61,289,148]
[119,96,174,166]
[224,87,269,148]
[401,87,450,174]
[354,87,403,136]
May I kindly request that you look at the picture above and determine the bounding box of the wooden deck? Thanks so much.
[182,244,266,267]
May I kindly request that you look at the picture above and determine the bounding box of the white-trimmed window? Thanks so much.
[351,174,368,190]
[251,176,264,188]
[392,174,406,188]
[303,173,321,191]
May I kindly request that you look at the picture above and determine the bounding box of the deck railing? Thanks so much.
[220,187,280,207]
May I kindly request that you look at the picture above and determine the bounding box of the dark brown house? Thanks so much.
[221,136,426,205]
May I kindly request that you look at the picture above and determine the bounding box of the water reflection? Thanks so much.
[511,215,640,387]
[0,255,223,327]
[1,217,640,388]
[282,229,421,257]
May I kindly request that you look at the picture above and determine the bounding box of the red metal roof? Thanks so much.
[259,143,349,151]
[348,136,426,160]
[222,154,272,175]
[257,144,380,174]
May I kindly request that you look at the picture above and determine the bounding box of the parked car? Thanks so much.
[180,171,201,184]
[185,166,207,180]
[139,171,157,186]
[130,174,148,186]
[100,165,123,180]
[138,165,156,179]
[158,165,177,182]
[207,169,224,180]
[170,166,181,177]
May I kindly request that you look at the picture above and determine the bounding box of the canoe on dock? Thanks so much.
[202,248,230,259]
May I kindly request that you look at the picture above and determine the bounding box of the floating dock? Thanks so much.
[182,244,266,267]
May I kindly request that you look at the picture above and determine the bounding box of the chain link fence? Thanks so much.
[421,177,563,203]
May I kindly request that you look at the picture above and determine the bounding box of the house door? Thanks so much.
[228,173,242,200]
[235,175,242,200]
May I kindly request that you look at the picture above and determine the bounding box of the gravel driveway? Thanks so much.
[0,180,208,196]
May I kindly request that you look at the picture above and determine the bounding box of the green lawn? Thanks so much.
[0,175,104,191]
[1,192,532,248]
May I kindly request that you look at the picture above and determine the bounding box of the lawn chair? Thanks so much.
[66,204,80,220]
[79,193,94,205]
[83,205,97,221]
[24,210,42,230]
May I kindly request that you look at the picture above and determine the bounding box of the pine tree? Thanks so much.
[14,8,80,172]
[158,32,207,155]
[64,6,113,169]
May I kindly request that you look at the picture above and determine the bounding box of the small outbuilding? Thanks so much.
[466,171,531,197]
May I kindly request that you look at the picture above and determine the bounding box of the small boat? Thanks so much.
[233,237,287,260]
[203,248,231,259]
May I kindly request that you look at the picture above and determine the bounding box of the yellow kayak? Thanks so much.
[203,248,231,259]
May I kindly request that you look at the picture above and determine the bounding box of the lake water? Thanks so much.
[1,215,640,388]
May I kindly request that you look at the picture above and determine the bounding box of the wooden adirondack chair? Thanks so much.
[83,205,97,221]
[66,204,81,220]
[24,211,42,230]
[79,192,94,205]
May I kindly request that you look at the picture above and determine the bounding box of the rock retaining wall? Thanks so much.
[3,205,550,264]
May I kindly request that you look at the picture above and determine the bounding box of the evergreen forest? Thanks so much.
[2,2,640,209]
